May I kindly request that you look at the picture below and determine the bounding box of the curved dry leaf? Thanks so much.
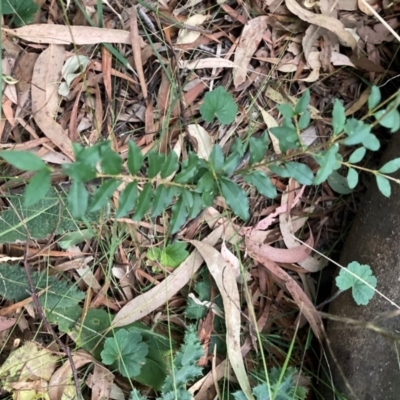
[2,25,145,47]
[258,106,281,154]
[179,58,236,69]
[177,14,208,45]
[233,16,269,87]
[187,124,213,160]
[112,226,223,327]
[87,364,114,400]
[331,52,355,67]
[0,316,16,332]
[31,45,74,160]
[285,0,357,49]
[190,240,254,400]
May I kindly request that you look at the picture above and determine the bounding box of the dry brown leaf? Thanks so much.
[0,316,16,332]
[285,0,357,49]
[187,124,213,160]
[177,14,208,45]
[233,16,269,87]
[87,364,114,400]
[191,240,254,400]
[31,45,74,160]
[179,58,236,69]
[2,25,145,47]
[112,226,223,327]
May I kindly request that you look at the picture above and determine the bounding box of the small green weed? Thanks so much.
[1,0,38,27]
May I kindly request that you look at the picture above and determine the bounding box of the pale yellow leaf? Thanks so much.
[187,124,213,160]
[177,14,208,45]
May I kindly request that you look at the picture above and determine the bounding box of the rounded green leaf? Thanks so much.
[89,179,121,212]
[313,144,339,184]
[295,89,310,115]
[199,86,237,124]
[332,99,346,136]
[243,171,277,199]
[376,175,391,197]
[116,181,138,218]
[327,171,353,195]
[0,150,46,171]
[277,103,295,119]
[348,147,366,164]
[220,177,249,220]
[368,86,381,110]
[68,181,88,218]
[343,119,371,146]
[285,162,314,186]
[133,183,153,221]
[127,140,143,175]
[379,157,400,174]
[375,108,400,133]
[362,134,380,151]
[24,169,51,207]
[346,167,358,189]
[298,110,310,131]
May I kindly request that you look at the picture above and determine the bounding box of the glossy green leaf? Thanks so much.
[133,183,153,221]
[348,147,366,164]
[375,108,400,133]
[327,171,354,195]
[295,89,310,114]
[151,184,174,217]
[249,132,269,165]
[116,181,138,218]
[347,168,358,189]
[170,195,188,234]
[336,261,377,305]
[209,144,224,172]
[368,86,381,110]
[195,171,214,193]
[89,179,120,212]
[62,162,97,182]
[100,148,122,175]
[0,150,46,171]
[127,140,143,175]
[68,181,89,218]
[285,162,314,185]
[379,157,400,174]
[24,169,51,207]
[376,175,391,197]
[199,86,238,124]
[314,144,339,184]
[160,151,179,178]
[298,110,310,130]
[343,119,371,145]
[174,152,199,183]
[146,151,164,178]
[269,126,300,153]
[362,134,380,151]
[243,171,277,199]
[220,177,249,220]
[332,99,346,136]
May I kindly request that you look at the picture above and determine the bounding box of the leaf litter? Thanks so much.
[0,0,399,399]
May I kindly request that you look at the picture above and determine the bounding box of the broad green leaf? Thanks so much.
[348,147,366,164]
[2,0,39,26]
[231,137,248,156]
[147,247,162,262]
[202,188,216,207]
[376,175,391,197]
[347,168,358,189]
[195,171,214,193]
[189,193,204,219]
[243,171,277,199]
[161,241,189,268]
[375,108,400,133]
[160,151,179,178]
[170,195,188,234]
[185,297,207,320]
[220,177,249,220]
[269,163,290,178]
[222,152,242,176]
[285,162,314,185]
[249,132,269,165]
[181,188,194,208]
[68,181,89,218]
[199,86,237,124]
[335,261,377,305]
[127,140,143,175]
[379,157,400,174]
[24,169,51,207]
[59,229,94,250]
[116,181,138,218]
[362,133,380,151]
[209,144,224,172]
[147,151,165,178]
[295,89,310,114]
[327,171,353,195]
[0,150,46,171]
[174,152,200,183]
[269,126,299,153]
[151,185,175,217]
[100,148,122,175]
[343,118,371,146]
[133,183,153,221]
[62,161,97,182]
[101,329,148,378]
[314,144,339,184]
[89,179,121,212]
[332,99,346,136]
[75,143,103,165]
[277,103,295,119]
[298,110,310,130]
[368,86,381,110]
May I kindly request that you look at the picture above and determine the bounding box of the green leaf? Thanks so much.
[277,103,295,120]
[100,148,122,175]
[313,144,339,184]
[343,119,371,145]
[376,175,391,197]
[62,161,97,182]
[189,193,204,219]
[327,171,354,195]
[161,241,189,268]
[209,144,225,172]
[269,163,290,178]
[249,132,269,165]
[174,152,200,183]
[24,169,51,207]
[269,126,300,153]
[335,261,377,305]
[243,171,277,199]
[0,150,46,171]
[222,152,242,176]
[127,140,143,175]
[101,329,148,378]
[181,188,193,208]
[362,133,380,151]
[151,185,174,217]
[298,110,310,130]
[348,147,366,164]
[116,181,138,218]
[375,108,400,133]
[220,177,249,220]
[58,229,94,250]
[332,99,346,136]
[284,162,314,185]
[368,86,381,110]
[2,0,39,26]
[170,195,188,234]
[147,151,165,178]
[295,89,310,114]
[160,151,179,178]
[133,183,153,221]
[347,168,358,189]
[379,157,400,174]
[185,297,207,320]
[89,179,120,212]
[231,137,248,156]
[68,181,89,218]
[195,171,214,193]
[199,86,238,124]
[147,247,162,262]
